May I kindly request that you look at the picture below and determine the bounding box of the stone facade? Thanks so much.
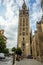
[32,31,41,60]
[32,32,37,59]
[17,1,31,57]
[36,17,43,61]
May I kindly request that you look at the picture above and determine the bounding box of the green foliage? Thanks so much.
[15,48,22,56]
[4,48,9,54]
[11,47,22,56]
[12,47,16,53]
[0,34,6,53]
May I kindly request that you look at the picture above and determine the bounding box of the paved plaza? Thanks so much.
[0,58,43,65]
[16,59,43,65]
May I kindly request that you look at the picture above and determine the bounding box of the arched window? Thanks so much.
[23,18,25,26]
[23,37,25,40]
[20,18,22,26]
[23,32,25,36]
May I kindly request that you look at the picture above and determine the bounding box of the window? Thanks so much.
[26,18,28,26]
[23,37,25,40]
[26,11,28,14]
[23,10,25,14]
[19,33,21,35]
[23,28,25,31]
[23,32,25,36]
[22,43,25,46]
[22,43,25,48]
[26,32,28,35]
[20,22,22,26]
[23,18,25,26]
[20,18,22,26]
[23,18,25,23]
[23,23,25,26]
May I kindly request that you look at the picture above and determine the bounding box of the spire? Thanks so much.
[22,0,27,9]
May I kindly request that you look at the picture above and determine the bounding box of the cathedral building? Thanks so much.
[36,0,43,60]
[32,0,43,61]
[17,1,31,57]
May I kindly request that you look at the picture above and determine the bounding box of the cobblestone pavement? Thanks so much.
[16,59,43,65]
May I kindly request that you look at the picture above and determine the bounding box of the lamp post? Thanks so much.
[12,53,15,65]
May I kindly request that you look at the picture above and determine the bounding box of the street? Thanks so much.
[16,59,43,65]
[0,57,12,65]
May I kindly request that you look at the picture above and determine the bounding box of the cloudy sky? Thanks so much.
[0,0,42,48]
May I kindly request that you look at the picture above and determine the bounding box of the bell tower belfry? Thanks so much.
[17,0,31,57]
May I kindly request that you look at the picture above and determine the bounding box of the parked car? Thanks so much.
[0,53,5,59]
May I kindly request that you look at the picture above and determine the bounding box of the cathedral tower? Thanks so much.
[17,0,31,57]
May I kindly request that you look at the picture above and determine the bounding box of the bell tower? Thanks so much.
[17,0,31,57]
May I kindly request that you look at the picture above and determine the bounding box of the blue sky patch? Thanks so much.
[0,4,6,16]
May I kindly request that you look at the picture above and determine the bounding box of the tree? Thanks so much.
[11,47,22,61]
[11,47,22,55]
[15,48,22,56]
[0,34,6,53]
[4,48,9,54]
[12,47,16,53]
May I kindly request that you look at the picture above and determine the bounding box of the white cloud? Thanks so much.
[0,0,42,48]
[0,0,18,48]
[30,0,42,34]
[0,16,8,26]
[36,0,41,4]
[32,13,38,21]
[0,0,1,6]
[16,0,23,7]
